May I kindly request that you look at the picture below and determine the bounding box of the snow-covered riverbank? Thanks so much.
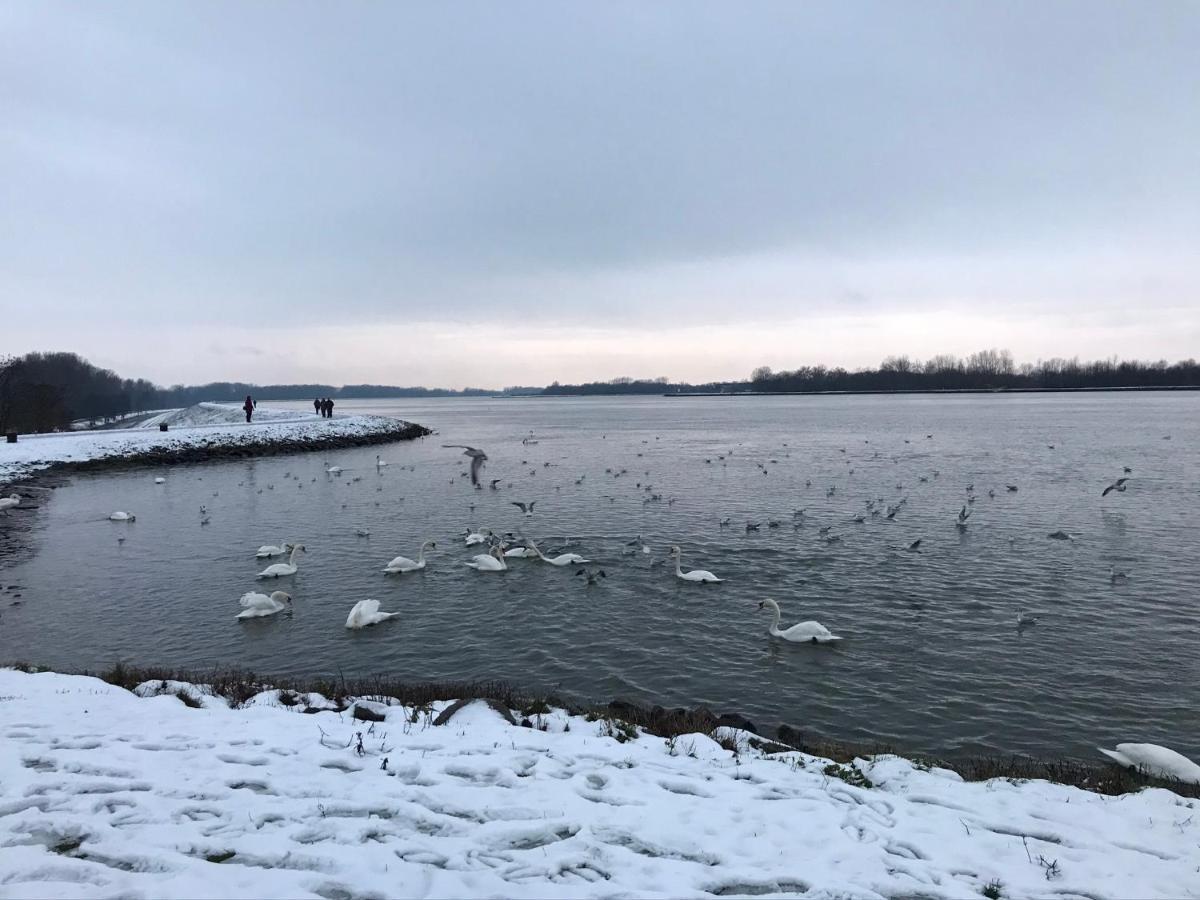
[0,404,428,484]
[0,669,1195,899]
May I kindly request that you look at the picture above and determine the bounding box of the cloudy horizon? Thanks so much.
[3,2,1197,389]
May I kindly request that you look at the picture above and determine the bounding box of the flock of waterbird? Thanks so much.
[7,422,1193,783]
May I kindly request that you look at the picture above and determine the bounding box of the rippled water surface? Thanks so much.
[3,394,1199,759]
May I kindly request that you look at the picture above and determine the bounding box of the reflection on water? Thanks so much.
[2,393,1199,759]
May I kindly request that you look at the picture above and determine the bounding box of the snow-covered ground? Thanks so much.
[0,404,416,484]
[0,670,1195,899]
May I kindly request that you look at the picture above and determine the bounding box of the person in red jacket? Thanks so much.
[243,395,255,423]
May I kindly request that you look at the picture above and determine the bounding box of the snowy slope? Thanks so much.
[137,403,320,429]
[0,406,415,484]
[0,669,1195,899]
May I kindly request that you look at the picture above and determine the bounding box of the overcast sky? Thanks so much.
[2,2,1197,388]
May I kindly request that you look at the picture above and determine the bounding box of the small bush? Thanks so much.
[982,878,1003,899]
[173,689,202,709]
[823,762,873,789]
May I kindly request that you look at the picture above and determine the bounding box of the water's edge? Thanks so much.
[4,661,1194,799]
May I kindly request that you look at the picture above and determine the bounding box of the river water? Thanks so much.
[2,393,1198,760]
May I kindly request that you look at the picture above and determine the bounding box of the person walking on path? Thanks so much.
[243,394,255,423]
[313,398,321,416]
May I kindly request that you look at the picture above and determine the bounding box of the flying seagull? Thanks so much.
[443,445,488,486]
[511,501,536,516]
[1102,477,1129,497]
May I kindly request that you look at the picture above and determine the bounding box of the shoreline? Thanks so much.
[6,660,1195,800]
[0,414,431,490]
[659,385,1200,397]
[4,667,1194,898]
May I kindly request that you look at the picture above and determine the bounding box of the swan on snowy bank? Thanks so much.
[1098,743,1200,784]
[758,598,841,643]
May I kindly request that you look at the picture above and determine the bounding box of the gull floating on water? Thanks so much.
[1016,611,1038,630]
[1109,566,1130,585]
[575,568,607,585]
[0,494,20,514]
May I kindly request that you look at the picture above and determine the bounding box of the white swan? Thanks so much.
[758,598,841,643]
[237,590,292,619]
[503,545,540,558]
[255,540,292,558]
[383,540,436,573]
[0,494,20,514]
[375,455,388,468]
[464,527,491,546]
[154,477,166,484]
[325,465,343,475]
[528,539,589,567]
[109,511,136,522]
[669,545,722,582]
[345,598,398,629]
[257,544,305,578]
[464,545,508,572]
[1098,743,1200,784]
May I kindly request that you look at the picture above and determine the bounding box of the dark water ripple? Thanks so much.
[1,393,1198,760]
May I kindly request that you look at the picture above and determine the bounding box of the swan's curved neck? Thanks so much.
[417,543,428,564]
[288,546,300,565]
[673,552,683,575]
[764,601,781,629]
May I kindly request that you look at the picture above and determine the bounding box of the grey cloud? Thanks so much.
[1,1,1197,366]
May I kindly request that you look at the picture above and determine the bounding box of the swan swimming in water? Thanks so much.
[503,544,539,558]
[528,539,589,566]
[154,477,166,484]
[345,598,398,629]
[1098,743,1200,784]
[108,511,136,522]
[257,544,305,578]
[237,590,292,619]
[383,540,435,573]
[758,598,841,643]
[0,494,20,514]
[669,545,722,583]
[464,545,508,572]
[255,540,292,559]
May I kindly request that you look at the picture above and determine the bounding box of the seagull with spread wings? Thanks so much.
[443,445,488,486]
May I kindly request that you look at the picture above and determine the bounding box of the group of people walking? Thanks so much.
[314,397,335,418]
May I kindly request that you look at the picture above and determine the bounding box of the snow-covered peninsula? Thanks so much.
[0,403,428,484]
[0,668,1195,899]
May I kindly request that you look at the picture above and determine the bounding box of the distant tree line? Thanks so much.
[540,350,1200,395]
[0,351,522,434]
[542,376,742,396]
[749,350,1200,392]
